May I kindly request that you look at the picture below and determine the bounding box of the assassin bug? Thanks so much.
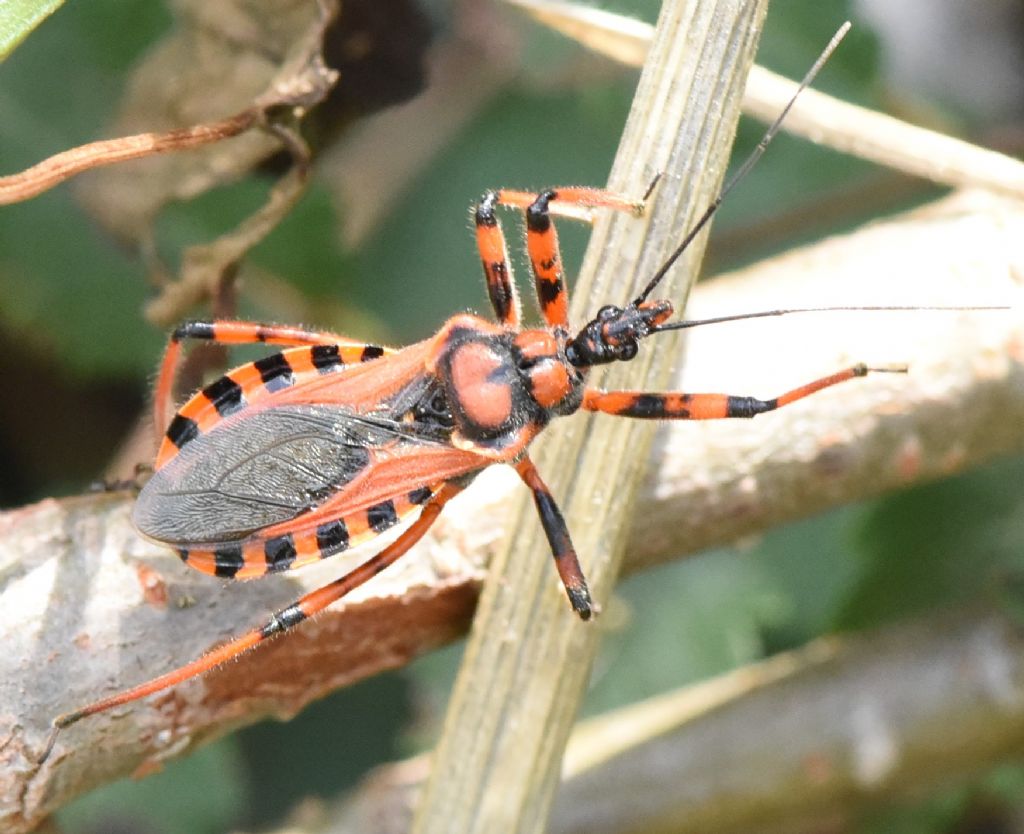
[44,24,989,755]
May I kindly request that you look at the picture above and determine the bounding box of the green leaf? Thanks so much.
[0,0,64,61]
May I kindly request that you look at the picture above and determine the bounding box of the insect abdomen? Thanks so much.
[155,343,389,470]
[175,483,439,579]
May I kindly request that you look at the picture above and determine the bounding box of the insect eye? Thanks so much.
[597,305,621,321]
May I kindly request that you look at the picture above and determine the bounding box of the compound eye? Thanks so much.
[596,305,621,321]
[617,342,638,361]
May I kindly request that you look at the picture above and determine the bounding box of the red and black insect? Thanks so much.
[44,26,933,750]
[48,183,890,742]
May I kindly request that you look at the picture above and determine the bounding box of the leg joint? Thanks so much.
[260,604,306,638]
[475,191,499,226]
[726,395,777,418]
[172,320,215,342]
[526,189,557,232]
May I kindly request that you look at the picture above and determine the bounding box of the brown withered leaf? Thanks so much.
[77,1,334,245]
[75,0,432,323]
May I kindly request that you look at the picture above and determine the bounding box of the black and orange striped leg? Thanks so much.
[475,191,520,326]
[485,187,646,330]
[153,320,367,446]
[42,480,464,762]
[515,456,593,620]
[581,363,905,419]
[524,189,570,329]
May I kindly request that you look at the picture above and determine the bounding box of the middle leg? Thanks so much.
[515,455,593,620]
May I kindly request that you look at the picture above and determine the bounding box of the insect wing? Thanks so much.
[135,403,417,544]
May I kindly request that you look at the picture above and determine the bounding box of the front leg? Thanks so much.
[481,187,646,330]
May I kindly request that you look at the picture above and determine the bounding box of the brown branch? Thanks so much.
[0,2,342,210]
[3,190,1022,831]
[0,111,259,205]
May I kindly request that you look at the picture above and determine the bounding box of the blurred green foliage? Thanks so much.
[1,2,1021,833]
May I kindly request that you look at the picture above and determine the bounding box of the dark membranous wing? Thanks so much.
[133,403,448,545]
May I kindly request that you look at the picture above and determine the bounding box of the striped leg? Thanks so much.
[474,192,520,326]
[44,480,464,760]
[581,363,905,419]
[154,320,366,447]
[515,456,593,620]
[482,187,645,329]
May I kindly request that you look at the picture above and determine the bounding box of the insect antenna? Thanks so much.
[632,21,852,306]
[650,304,1011,334]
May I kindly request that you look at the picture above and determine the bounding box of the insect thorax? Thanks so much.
[432,322,584,451]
